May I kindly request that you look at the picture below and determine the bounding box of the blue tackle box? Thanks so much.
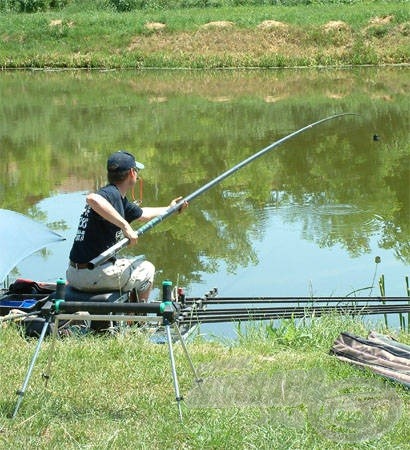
[0,294,47,315]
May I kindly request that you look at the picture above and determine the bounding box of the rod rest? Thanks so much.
[57,301,161,314]
[50,300,181,323]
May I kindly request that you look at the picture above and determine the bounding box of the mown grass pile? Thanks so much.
[0,1,408,68]
[1,314,409,448]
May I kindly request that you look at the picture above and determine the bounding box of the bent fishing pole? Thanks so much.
[88,112,357,269]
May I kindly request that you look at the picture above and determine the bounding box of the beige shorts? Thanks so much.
[66,258,155,294]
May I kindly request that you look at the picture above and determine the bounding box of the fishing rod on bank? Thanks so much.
[178,304,410,324]
[88,113,358,269]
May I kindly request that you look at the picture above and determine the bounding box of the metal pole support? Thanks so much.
[12,318,51,419]
[12,301,201,422]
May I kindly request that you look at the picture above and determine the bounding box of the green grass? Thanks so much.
[1,314,409,448]
[0,1,409,68]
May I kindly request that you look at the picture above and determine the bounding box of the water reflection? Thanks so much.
[0,68,409,303]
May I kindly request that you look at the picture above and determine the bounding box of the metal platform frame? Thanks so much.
[12,303,202,421]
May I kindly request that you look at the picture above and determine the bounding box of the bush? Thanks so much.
[0,0,376,13]
[0,0,69,12]
[107,0,143,12]
[106,0,195,11]
[105,0,366,12]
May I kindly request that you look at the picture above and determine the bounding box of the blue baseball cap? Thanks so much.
[107,151,145,172]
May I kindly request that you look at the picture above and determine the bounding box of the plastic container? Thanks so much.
[0,295,44,314]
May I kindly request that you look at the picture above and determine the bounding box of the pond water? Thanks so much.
[1,67,409,337]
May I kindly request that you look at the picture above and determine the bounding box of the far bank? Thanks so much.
[0,2,409,69]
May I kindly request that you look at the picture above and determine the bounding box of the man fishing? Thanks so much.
[67,113,356,299]
[67,150,187,302]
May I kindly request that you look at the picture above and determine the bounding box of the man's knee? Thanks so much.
[128,259,155,294]
[139,260,155,284]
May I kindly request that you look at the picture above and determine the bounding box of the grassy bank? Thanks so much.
[0,315,409,448]
[0,1,409,68]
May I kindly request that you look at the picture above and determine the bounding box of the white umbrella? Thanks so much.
[0,209,65,284]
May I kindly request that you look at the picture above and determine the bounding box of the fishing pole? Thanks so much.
[179,305,410,325]
[88,112,357,269]
[183,296,409,305]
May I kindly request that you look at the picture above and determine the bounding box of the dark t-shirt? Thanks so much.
[69,184,143,263]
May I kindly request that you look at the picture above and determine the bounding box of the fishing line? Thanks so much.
[368,256,381,297]
[132,175,144,205]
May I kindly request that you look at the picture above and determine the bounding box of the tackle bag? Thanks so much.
[330,331,410,388]
[7,278,56,295]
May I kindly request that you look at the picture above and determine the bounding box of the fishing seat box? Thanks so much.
[61,285,128,303]
[56,285,130,332]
